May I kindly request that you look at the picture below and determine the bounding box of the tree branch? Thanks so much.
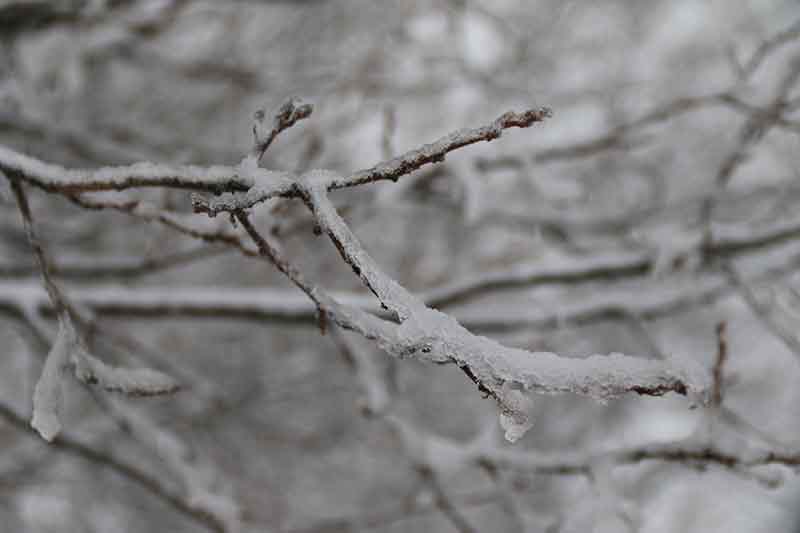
[0,401,226,533]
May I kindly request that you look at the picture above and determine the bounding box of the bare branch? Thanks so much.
[740,18,800,77]
[0,246,228,280]
[700,57,800,243]
[487,441,800,476]
[8,176,71,319]
[711,322,728,408]
[417,465,479,533]
[723,261,800,361]
[477,91,800,171]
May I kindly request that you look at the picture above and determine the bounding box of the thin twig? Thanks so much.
[417,466,479,533]
[740,18,800,77]
[253,97,314,162]
[194,108,552,216]
[8,177,71,319]
[700,57,800,245]
[711,322,728,408]
[722,261,800,360]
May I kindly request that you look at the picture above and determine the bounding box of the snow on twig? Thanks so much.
[6,175,181,441]
[30,319,73,441]
[73,349,180,396]
[235,171,712,442]
[193,107,552,216]
[253,97,314,161]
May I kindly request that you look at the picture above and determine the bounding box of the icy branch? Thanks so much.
[0,145,253,194]
[337,108,552,188]
[305,180,707,399]
[202,172,704,443]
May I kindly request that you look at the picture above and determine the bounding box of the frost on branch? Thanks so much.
[285,173,712,444]
[413,306,710,402]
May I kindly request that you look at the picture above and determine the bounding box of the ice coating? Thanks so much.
[301,178,710,434]
[31,320,73,441]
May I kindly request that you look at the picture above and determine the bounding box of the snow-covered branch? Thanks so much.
[6,176,180,442]
[5,3,800,531]
[2,95,715,447]
[304,180,708,403]
[193,107,552,216]
[0,145,254,194]
[196,165,706,442]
